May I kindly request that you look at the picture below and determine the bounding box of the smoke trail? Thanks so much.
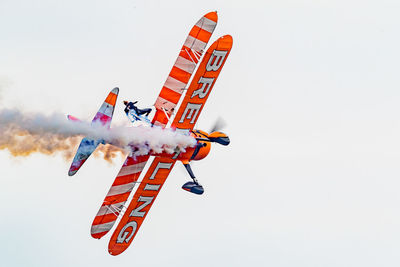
[0,108,196,162]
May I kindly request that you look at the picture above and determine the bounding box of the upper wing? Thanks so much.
[91,154,150,239]
[171,35,233,130]
[108,157,176,255]
[152,11,218,127]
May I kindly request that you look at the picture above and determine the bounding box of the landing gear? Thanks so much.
[182,163,204,195]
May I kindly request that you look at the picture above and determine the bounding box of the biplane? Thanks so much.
[67,11,233,255]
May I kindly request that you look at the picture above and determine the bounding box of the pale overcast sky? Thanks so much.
[2,0,400,266]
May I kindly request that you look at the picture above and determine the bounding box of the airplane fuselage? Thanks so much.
[148,129,211,164]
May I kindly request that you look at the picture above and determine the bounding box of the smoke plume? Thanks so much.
[0,108,196,162]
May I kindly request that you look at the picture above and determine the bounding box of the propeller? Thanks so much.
[179,117,229,194]
[209,117,227,133]
[207,117,230,146]
[179,117,229,175]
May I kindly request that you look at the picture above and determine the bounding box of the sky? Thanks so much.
[2,0,400,266]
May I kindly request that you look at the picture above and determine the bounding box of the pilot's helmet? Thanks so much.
[123,100,128,105]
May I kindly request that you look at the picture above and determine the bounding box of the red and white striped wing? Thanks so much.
[91,155,150,239]
[152,11,218,127]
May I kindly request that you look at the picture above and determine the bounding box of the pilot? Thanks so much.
[123,100,152,117]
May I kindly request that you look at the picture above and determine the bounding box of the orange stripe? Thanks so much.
[179,47,201,64]
[105,92,117,106]
[112,168,146,186]
[204,11,218,23]
[111,174,136,187]
[181,45,203,64]
[169,66,191,84]
[151,110,169,126]
[93,213,118,225]
[124,155,149,166]
[159,87,181,104]
[189,26,212,43]
[104,191,131,204]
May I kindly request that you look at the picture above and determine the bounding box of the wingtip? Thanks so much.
[108,249,121,256]
[204,11,218,23]
[108,242,125,256]
[68,170,77,176]
[91,232,106,239]
[111,87,119,94]
[218,34,233,46]
[222,34,233,41]
[68,165,78,176]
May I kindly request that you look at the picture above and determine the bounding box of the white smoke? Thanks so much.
[0,108,196,161]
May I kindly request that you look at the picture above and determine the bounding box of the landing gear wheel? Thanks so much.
[182,181,204,195]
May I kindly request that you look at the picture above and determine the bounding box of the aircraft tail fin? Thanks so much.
[68,87,119,176]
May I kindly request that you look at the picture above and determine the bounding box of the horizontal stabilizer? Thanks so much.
[67,115,81,122]
[68,87,119,176]
[68,137,103,176]
[92,87,119,128]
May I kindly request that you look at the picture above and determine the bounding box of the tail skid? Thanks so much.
[68,87,119,176]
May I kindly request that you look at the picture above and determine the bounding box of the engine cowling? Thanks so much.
[190,130,211,161]
[191,140,211,161]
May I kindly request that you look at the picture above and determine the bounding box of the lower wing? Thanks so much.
[91,154,150,239]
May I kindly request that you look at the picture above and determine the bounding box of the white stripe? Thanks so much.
[174,56,196,74]
[107,182,135,197]
[184,35,207,53]
[144,184,161,191]
[195,16,217,34]
[154,96,177,111]
[164,76,186,94]
[153,121,166,127]
[96,202,125,216]
[98,102,114,117]
[91,221,116,234]
[117,161,147,177]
